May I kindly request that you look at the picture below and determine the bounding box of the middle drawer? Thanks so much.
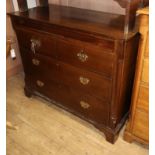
[22,48,112,102]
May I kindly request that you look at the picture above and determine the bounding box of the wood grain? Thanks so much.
[9,4,137,40]
[137,86,149,112]
[123,7,149,145]
[141,59,149,83]
[132,110,149,141]
[37,0,48,6]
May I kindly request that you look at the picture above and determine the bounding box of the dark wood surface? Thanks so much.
[141,0,149,6]
[25,73,110,126]
[9,4,138,40]
[16,28,57,58]
[38,0,48,6]
[9,4,140,144]
[19,46,112,102]
[16,28,114,77]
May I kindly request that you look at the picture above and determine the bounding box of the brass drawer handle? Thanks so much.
[77,50,88,62]
[32,59,40,66]
[80,101,90,109]
[79,76,90,85]
[36,80,44,87]
[30,38,41,54]
[31,41,36,54]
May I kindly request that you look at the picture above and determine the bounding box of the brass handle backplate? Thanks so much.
[80,101,90,109]
[32,59,40,66]
[30,38,41,54]
[77,50,88,62]
[36,80,44,87]
[79,76,90,85]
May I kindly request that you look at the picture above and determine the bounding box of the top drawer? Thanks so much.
[16,28,115,76]
[16,29,57,58]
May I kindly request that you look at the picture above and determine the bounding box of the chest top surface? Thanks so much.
[9,4,138,40]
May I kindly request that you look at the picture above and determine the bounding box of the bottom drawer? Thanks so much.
[25,76,109,125]
[132,110,149,141]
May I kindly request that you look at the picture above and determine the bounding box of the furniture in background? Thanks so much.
[9,1,141,144]
[124,7,149,145]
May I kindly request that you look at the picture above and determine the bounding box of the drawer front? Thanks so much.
[133,110,149,141]
[57,62,112,101]
[19,47,60,81]
[57,39,115,76]
[20,47,112,102]
[25,50,111,101]
[141,59,149,83]
[25,75,109,125]
[16,28,114,77]
[16,29,57,58]
[137,86,149,112]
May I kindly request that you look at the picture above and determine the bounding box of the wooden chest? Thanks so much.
[124,7,149,145]
[9,4,140,143]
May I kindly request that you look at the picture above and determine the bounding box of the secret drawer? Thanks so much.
[16,28,57,58]
[57,39,115,76]
[25,75,109,125]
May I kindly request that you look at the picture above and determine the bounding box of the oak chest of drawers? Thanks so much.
[9,4,140,143]
[124,7,149,145]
